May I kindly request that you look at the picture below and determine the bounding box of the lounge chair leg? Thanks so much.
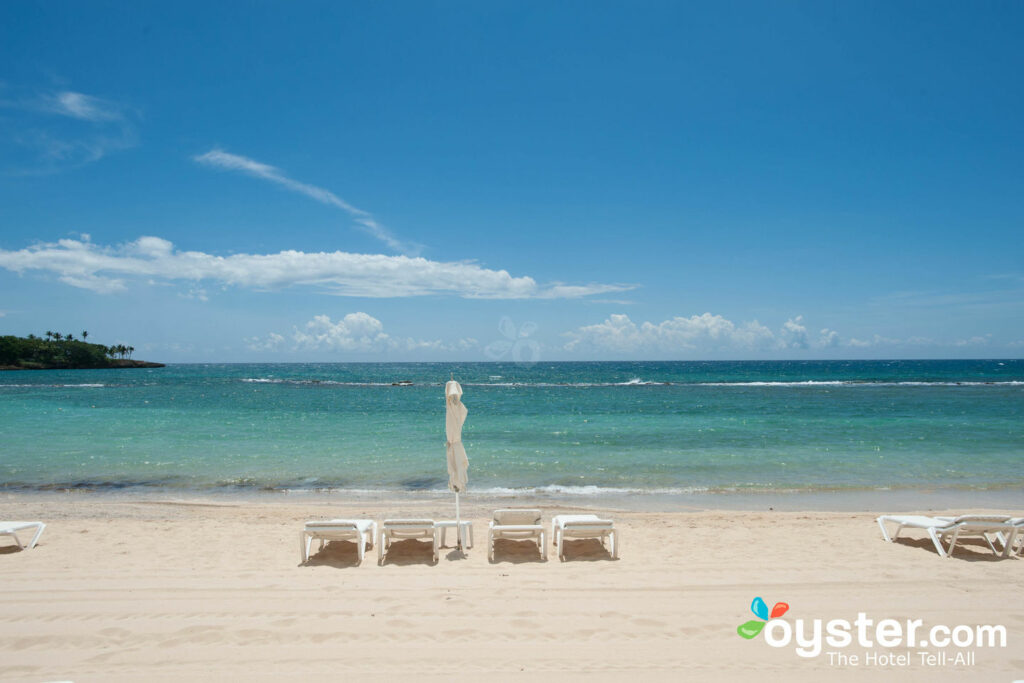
[540,531,547,561]
[300,531,308,563]
[611,530,619,559]
[27,523,45,550]
[928,528,953,558]
[981,532,998,556]
[877,517,894,542]
[1006,529,1021,557]
[946,528,961,557]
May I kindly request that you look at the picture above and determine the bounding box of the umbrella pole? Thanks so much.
[455,491,462,551]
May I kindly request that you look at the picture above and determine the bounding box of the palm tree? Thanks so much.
[127,345,135,359]
[82,331,88,340]
[45,331,54,340]
[65,333,74,341]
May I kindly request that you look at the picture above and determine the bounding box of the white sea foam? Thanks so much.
[241,378,393,386]
[695,380,1024,387]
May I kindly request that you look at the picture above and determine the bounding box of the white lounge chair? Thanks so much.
[994,517,1024,557]
[378,519,439,565]
[551,514,618,561]
[300,519,377,564]
[876,514,1016,558]
[488,508,546,562]
[1,521,46,550]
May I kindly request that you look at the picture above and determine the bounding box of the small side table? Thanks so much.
[436,520,474,549]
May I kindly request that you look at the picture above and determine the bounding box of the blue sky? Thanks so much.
[1,1,1022,361]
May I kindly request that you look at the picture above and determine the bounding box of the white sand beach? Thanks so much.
[2,496,1021,682]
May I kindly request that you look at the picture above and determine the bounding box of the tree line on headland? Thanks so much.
[0,331,164,370]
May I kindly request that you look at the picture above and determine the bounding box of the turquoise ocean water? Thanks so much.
[1,360,1022,498]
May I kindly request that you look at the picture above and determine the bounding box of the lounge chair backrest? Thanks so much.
[305,520,358,529]
[950,515,1011,524]
[494,509,542,525]
[385,519,435,526]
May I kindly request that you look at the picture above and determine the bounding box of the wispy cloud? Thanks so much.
[44,91,124,122]
[194,149,419,255]
[247,312,478,354]
[0,86,137,173]
[0,235,633,300]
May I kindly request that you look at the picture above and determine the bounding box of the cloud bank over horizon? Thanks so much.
[561,313,993,355]
[247,312,478,354]
[0,235,632,300]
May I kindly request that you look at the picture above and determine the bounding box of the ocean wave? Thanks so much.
[466,380,1024,388]
[470,484,710,496]
[0,383,108,388]
[5,480,1022,496]
[241,378,397,386]
[694,380,1024,387]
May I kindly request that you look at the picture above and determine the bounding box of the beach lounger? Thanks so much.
[300,519,377,564]
[378,519,439,565]
[876,514,1015,558]
[0,521,46,550]
[551,514,618,561]
[994,518,1024,557]
[488,508,546,562]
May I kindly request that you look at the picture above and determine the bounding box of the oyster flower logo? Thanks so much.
[484,316,540,365]
[737,597,789,639]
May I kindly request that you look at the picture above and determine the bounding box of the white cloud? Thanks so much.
[291,313,391,352]
[819,328,840,347]
[564,314,1001,355]
[247,313,478,354]
[0,87,137,172]
[780,316,809,349]
[847,334,926,348]
[564,313,782,353]
[47,91,124,122]
[194,149,418,255]
[953,334,991,347]
[0,235,629,300]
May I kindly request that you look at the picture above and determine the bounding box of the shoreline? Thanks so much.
[5,484,1023,513]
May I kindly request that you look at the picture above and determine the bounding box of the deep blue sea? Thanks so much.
[1,360,1022,498]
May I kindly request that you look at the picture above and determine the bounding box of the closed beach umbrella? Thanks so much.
[445,379,469,548]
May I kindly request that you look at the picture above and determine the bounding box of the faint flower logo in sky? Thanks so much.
[485,316,540,366]
[737,597,790,639]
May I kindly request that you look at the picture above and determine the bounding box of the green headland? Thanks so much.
[0,331,164,370]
